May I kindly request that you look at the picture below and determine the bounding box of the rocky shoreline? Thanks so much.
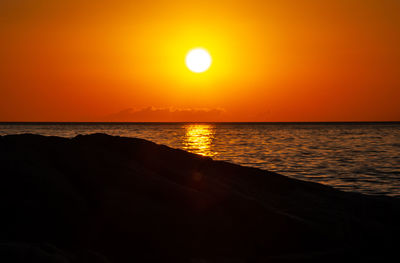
[1,133,399,262]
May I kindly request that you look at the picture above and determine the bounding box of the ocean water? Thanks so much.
[1,122,399,196]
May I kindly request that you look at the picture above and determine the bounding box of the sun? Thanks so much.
[185,48,212,73]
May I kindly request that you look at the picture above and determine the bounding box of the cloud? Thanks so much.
[104,107,226,122]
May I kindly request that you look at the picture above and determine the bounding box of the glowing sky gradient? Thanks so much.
[0,0,399,121]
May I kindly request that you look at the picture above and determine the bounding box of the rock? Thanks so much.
[0,133,399,262]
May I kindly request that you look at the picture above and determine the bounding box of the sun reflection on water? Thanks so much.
[183,124,216,157]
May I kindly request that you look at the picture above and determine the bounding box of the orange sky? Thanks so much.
[0,0,399,122]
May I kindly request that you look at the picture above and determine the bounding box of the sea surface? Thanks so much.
[1,122,399,196]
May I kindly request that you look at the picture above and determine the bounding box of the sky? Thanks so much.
[0,0,399,122]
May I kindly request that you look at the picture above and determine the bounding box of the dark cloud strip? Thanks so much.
[104,107,226,122]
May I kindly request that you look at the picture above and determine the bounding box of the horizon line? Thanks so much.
[1,121,399,125]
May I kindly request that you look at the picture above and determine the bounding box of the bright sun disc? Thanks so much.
[185,48,212,73]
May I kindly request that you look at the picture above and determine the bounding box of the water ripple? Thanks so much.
[1,123,399,196]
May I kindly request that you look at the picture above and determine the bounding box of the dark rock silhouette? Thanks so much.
[0,133,399,262]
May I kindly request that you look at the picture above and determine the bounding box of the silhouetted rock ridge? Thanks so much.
[1,133,399,262]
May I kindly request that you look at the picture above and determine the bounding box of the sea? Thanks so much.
[1,122,399,197]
